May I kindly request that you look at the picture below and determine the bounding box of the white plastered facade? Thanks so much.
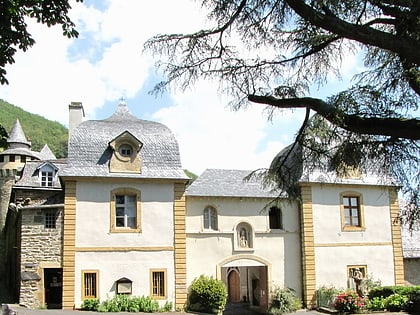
[73,180,176,307]
[311,184,396,289]
[185,196,302,307]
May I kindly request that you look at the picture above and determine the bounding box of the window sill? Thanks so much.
[110,227,142,233]
[341,226,366,232]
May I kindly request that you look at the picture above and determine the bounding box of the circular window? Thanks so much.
[119,144,133,157]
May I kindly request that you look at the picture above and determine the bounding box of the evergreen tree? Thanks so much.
[145,0,420,227]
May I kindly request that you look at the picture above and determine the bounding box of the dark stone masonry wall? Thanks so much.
[19,208,63,308]
[0,176,17,303]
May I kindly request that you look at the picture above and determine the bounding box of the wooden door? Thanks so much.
[228,271,240,302]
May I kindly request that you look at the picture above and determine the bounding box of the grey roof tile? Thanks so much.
[61,103,188,180]
[186,169,281,198]
[14,160,65,189]
[39,144,56,160]
[7,119,31,148]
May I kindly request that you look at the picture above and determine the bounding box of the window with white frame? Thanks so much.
[203,206,218,230]
[110,188,141,233]
[39,164,56,187]
[116,195,136,228]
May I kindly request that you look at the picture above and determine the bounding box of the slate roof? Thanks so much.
[61,102,188,180]
[39,144,56,160]
[7,119,31,148]
[186,169,281,198]
[0,119,40,159]
[14,160,66,189]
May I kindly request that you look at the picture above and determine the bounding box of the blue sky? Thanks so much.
[0,0,360,175]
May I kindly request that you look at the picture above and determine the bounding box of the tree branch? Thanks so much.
[284,0,420,65]
[248,94,420,140]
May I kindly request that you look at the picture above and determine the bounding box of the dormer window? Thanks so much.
[37,163,58,187]
[109,131,143,174]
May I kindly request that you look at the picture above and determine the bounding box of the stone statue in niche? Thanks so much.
[349,267,365,296]
[239,227,248,248]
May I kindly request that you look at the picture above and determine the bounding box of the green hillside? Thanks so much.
[0,99,68,158]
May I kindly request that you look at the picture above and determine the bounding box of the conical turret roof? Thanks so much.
[7,119,31,149]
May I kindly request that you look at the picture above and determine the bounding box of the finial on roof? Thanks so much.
[106,98,137,121]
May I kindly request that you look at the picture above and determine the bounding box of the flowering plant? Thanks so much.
[333,290,365,314]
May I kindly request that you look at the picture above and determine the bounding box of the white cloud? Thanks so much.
[0,0,207,125]
[152,80,302,175]
[0,0,312,174]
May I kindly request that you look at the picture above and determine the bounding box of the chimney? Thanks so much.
[68,102,85,140]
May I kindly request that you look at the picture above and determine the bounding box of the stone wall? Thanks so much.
[19,207,63,308]
[0,175,17,303]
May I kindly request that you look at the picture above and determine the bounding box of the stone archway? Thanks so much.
[218,255,271,311]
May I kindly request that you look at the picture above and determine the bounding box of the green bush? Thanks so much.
[365,296,385,312]
[384,293,409,312]
[80,298,100,311]
[89,294,165,312]
[188,275,227,314]
[268,287,302,315]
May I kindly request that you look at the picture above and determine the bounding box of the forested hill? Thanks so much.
[0,99,68,158]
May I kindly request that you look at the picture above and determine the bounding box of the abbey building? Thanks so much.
[0,101,414,311]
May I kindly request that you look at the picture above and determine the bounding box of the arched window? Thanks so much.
[269,206,283,229]
[203,206,218,230]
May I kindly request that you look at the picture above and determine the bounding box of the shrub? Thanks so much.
[80,298,100,311]
[384,293,409,312]
[188,275,227,314]
[365,296,385,312]
[368,286,395,299]
[268,287,302,315]
[333,290,365,314]
[95,295,160,312]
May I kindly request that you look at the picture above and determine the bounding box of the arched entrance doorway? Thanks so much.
[218,255,271,311]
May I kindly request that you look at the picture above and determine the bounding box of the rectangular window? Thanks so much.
[150,269,167,299]
[110,189,141,233]
[343,196,360,226]
[0,155,3,162]
[41,171,54,187]
[341,193,365,231]
[45,212,57,229]
[82,271,99,300]
[9,155,15,162]
[204,206,218,230]
[115,195,137,228]
[21,155,26,163]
